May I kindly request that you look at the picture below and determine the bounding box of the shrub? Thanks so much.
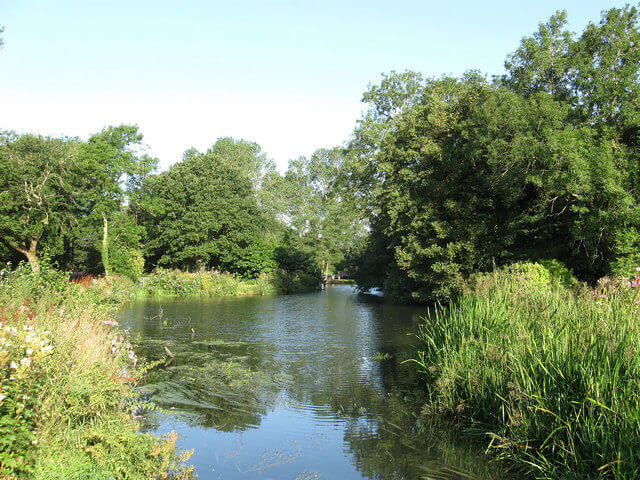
[110,245,145,282]
[271,269,321,294]
[0,265,194,479]
[137,267,318,299]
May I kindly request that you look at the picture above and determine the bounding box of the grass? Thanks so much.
[409,262,640,479]
[0,264,195,479]
[131,267,319,299]
[0,263,319,478]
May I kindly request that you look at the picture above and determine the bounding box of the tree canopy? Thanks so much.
[347,5,640,302]
[2,6,639,302]
[134,143,272,275]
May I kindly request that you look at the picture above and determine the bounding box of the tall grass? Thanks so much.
[135,267,318,299]
[0,265,194,479]
[410,262,640,479]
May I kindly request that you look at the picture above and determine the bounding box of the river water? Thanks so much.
[119,285,505,480]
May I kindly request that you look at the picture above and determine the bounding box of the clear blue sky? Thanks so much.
[0,0,631,170]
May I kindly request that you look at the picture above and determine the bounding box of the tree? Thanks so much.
[347,71,427,215]
[0,133,79,272]
[281,148,365,279]
[76,125,155,275]
[346,7,640,303]
[206,137,276,189]
[570,5,640,131]
[135,145,271,276]
[502,11,574,99]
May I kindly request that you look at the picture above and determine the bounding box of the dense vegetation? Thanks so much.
[3,4,640,479]
[0,265,194,479]
[410,262,640,479]
[347,6,640,303]
[0,128,364,288]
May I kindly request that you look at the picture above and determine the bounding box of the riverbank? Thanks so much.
[127,267,320,300]
[0,265,195,479]
[411,262,640,479]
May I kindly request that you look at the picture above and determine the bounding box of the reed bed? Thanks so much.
[411,262,640,479]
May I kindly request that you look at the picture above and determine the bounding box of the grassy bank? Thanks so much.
[325,278,355,285]
[0,265,194,479]
[129,267,319,300]
[410,262,640,479]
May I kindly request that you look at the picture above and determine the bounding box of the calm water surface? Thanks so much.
[119,285,505,480]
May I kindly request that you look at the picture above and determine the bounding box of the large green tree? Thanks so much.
[0,133,79,272]
[76,125,156,275]
[135,141,272,276]
[281,148,365,279]
[349,6,640,302]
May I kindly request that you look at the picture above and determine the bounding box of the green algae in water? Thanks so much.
[122,290,516,480]
[136,337,290,431]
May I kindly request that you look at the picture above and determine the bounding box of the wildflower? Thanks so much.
[0,394,5,402]
[20,357,31,367]
[26,348,33,356]
[10,361,18,369]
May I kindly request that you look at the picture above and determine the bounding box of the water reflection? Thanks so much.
[119,286,508,479]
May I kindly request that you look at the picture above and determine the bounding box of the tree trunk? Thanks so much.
[101,214,110,276]
[16,239,39,273]
[323,259,330,281]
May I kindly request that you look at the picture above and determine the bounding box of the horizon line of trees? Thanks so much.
[2,5,640,304]
[0,128,364,283]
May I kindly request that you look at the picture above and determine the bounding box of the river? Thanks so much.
[119,285,505,480]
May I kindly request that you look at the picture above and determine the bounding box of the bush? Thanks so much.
[469,260,577,295]
[0,265,194,479]
[271,269,321,294]
[110,245,145,282]
[138,268,289,298]
[539,259,578,289]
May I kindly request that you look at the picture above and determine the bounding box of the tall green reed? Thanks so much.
[410,263,640,479]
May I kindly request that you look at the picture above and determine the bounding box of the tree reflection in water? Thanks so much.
[121,287,512,480]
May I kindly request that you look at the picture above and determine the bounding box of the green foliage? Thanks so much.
[110,246,144,282]
[410,264,640,479]
[0,126,156,275]
[135,139,273,277]
[278,148,366,278]
[0,133,79,271]
[470,261,577,294]
[270,237,322,293]
[348,6,640,302]
[0,266,194,479]
[539,258,578,289]
[0,322,51,477]
[271,269,320,294]
[138,268,281,299]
